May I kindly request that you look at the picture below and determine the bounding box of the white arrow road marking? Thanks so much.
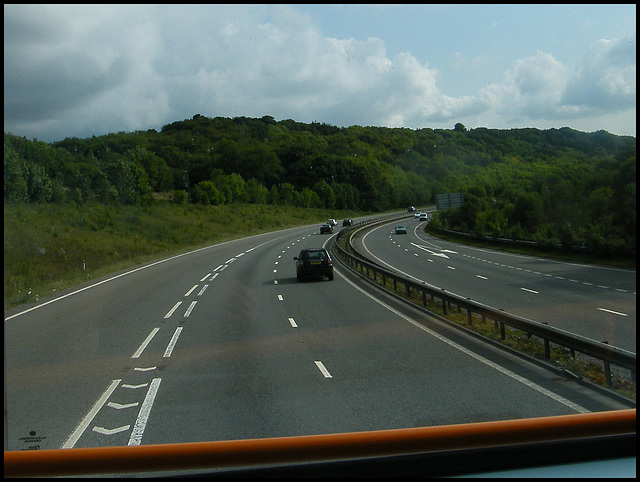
[108,402,139,409]
[411,243,450,258]
[122,383,148,389]
[93,425,131,435]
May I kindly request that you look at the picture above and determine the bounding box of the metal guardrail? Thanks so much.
[332,214,636,389]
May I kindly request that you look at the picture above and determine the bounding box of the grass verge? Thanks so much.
[4,201,359,309]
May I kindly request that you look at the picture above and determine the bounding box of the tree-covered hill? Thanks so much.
[4,115,636,258]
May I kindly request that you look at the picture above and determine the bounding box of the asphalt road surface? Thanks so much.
[4,221,633,451]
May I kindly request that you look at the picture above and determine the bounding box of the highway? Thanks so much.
[4,218,633,451]
[356,217,636,353]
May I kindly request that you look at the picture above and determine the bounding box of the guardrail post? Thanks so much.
[544,339,550,359]
[604,360,612,387]
[467,309,472,326]
[442,297,447,315]
[499,321,505,340]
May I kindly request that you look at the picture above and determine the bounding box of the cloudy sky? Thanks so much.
[4,4,636,143]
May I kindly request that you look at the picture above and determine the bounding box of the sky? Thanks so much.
[4,4,636,143]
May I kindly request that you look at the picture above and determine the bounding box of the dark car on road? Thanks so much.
[342,218,353,226]
[294,248,334,281]
[395,225,408,234]
[320,223,333,234]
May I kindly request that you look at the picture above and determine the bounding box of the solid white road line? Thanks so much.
[61,379,121,448]
[336,268,589,414]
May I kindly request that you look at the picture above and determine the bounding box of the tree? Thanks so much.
[510,192,543,234]
[245,178,269,204]
[192,181,225,205]
[4,146,28,203]
[312,180,336,209]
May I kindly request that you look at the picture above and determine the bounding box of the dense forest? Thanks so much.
[4,114,636,258]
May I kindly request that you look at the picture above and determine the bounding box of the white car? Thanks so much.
[327,218,337,227]
[414,212,421,219]
[419,213,428,221]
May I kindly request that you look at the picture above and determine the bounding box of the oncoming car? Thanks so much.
[320,223,333,234]
[294,248,334,281]
[395,225,408,234]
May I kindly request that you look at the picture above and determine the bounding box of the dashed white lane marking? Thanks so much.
[597,307,628,317]
[164,301,182,318]
[197,284,208,296]
[131,328,159,358]
[163,326,184,357]
[128,378,162,446]
[314,361,332,378]
[184,300,197,317]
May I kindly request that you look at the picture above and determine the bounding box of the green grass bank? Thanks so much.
[4,201,359,309]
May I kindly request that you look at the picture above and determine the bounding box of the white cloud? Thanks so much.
[3,4,636,141]
[562,37,636,112]
[474,51,570,124]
